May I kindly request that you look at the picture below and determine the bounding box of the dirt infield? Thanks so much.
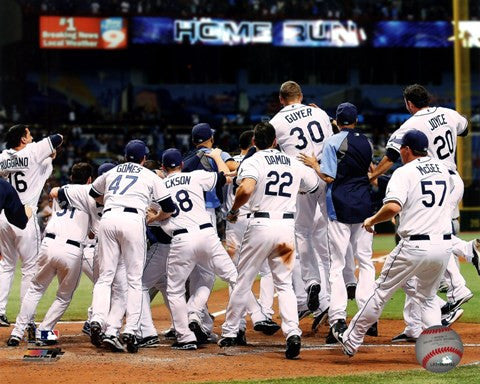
[1,285,479,384]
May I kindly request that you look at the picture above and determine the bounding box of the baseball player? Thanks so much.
[299,102,376,340]
[0,125,63,327]
[78,162,117,338]
[88,140,175,353]
[149,148,238,350]
[181,124,239,339]
[219,122,319,360]
[269,80,333,312]
[7,163,98,347]
[369,84,476,333]
[223,130,280,336]
[334,129,453,357]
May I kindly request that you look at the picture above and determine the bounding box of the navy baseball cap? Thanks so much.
[336,102,358,125]
[162,148,183,168]
[401,129,428,153]
[125,139,149,162]
[192,123,215,144]
[98,162,116,176]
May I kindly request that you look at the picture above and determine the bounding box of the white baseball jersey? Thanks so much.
[237,149,319,213]
[386,107,467,171]
[384,156,452,237]
[55,184,100,240]
[224,154,247,214]
[269,103,333,159]
[161,170,217,235]
[0,137,55,212]
[91,162,170,215]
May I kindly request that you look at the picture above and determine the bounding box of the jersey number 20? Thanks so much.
[434,131,454,160]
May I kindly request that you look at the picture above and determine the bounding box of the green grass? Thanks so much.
[5,232,480,322]
[201,365,480,384]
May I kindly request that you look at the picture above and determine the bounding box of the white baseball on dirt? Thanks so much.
[415,325,463,373]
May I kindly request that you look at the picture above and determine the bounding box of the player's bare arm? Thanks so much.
[227,177,256,223]
[24,205,32,219]
[146,207,172,224]
[205,148,231,173]
[363,201,402,233]
[297,152,334,184]
[369,155,394,181]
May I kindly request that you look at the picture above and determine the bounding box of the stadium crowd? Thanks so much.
[17,0,477,21]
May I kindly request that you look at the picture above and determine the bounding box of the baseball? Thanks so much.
[415,325,463,373]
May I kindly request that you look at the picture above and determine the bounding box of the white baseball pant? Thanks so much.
[341,236,451,354]
[11,236,83,338]
[140,242,170,338]
[222,216,300,339]
[167,226,237,344]
[295,185,326,289]
[327,220,375,326]
[0,214,41,318]
[91,211,146,336]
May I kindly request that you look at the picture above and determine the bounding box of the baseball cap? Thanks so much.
[336,102,358,126]
[401,129,429,153]
[98,162,116,176]
[125,139,149,162]
[192,123,215,144]
[162,148,183,168]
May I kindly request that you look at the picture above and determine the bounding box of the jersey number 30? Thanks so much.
[290,120,324,150]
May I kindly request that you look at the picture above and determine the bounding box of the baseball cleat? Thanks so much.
[331,328,354,357]
[206,332,219,344]
[298,309,312,321]
[325,328,338,344]
[442,308,464,327]
[120,333,139,354]
[171,341,197,350]
[162,328,177,340]
[188,320,209,345]
[346,283,357,300]
[6,335,21,347]
[138,335,160,348]
[81,321,91,337]
[235,329,247,346]
[253,319,281,336]
[441,293,474,316]
[438,281,449,293]
[0,314,10,327]
[217,337,237,348]
[391,333,417,343]
[285,335,301,360]
[311,307,329,332]
[90,321,104,348]
[366,322,378,337]
[306,284,321,311]
[472,239,480,276]
[103,335,126,352]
